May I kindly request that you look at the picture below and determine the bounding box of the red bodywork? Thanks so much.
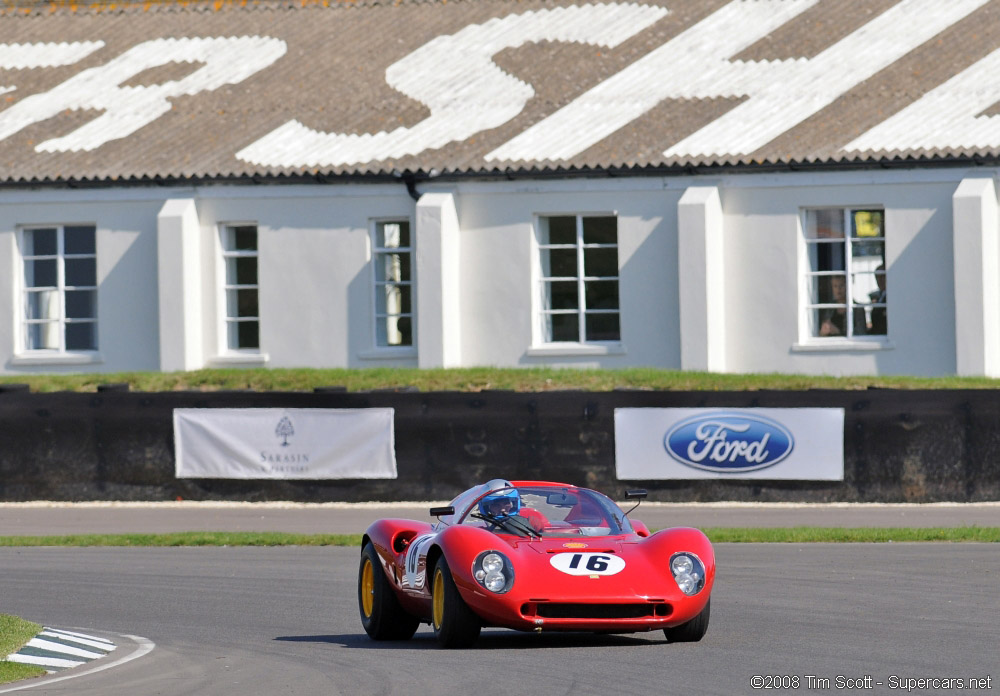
[362,481,715,634]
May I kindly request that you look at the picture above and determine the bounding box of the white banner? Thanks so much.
[173,408,397,479]
[614,408,844,480]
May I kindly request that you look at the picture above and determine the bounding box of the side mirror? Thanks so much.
[430,506,455,518]
[625,489,648,500]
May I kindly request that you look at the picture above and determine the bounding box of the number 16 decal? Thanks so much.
[550,552,626,576]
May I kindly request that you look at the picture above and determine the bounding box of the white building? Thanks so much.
[2,0,1000,377]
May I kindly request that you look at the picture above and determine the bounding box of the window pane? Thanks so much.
[24,228,57,256]
[805,209,844,239]
[225,226,257,251]
[65,322,96,350]
[544,280,578,310]
[545,248,577,277]
[65,290,96,319]
[376,284,411,315]
[227,257,258,286]
[851,210,883,239]
[26,322,59,350]
[24,258,57,287]
[584,247,618,277]
[227,289,258,318]
[540,216,576,245]
[585,312,620,341]
[65,258,96,286]
[585,280,619,310]
[582,216,616,244]
[544,313,578,342]
[807,240,845,272]
[375,253,410,283]
[64,226,96,254]
[377,221,410,249]
[377,315,412,347]
[25,290,59,320]
[230,320,259,349]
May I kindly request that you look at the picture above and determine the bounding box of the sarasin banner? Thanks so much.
[614,408,844,481]
[173,408,397,480]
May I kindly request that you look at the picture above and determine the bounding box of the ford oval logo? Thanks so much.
[664,412,794,473]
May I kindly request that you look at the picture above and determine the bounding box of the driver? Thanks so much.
[478,488,520,518]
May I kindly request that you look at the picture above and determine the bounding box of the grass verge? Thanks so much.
[0,527,997,546]
[0,614,46,685]
[5,366,1000,393]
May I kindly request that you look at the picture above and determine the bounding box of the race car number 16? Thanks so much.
[550,552,626,576]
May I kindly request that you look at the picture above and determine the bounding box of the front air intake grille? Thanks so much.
[531,603,671,619]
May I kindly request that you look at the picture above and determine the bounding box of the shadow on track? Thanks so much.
[275,631,665,650]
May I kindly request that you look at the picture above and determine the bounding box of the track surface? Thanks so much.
[1,501,997,535]
[0,544,996,695]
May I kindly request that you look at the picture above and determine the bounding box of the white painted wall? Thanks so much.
[0,167,994,377]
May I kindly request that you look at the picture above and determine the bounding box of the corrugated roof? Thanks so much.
[1,0,1000,184]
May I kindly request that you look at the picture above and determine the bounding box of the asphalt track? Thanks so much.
[0,505,997,695]
[0,544,996,694]
[1,501,998,536]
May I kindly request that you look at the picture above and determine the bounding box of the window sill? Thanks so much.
[358,347,418,360]
[207,352,270,367]
[527,342,626,357]
[10,352,104,367]
[792,339,895,353]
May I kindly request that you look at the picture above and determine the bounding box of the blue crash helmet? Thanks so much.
[479,488,521,518]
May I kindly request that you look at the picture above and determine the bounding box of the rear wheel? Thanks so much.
[431,556,481,648]
[664,598,710,643]
[358,542,420,640]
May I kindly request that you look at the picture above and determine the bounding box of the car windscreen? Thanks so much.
[460,486,630,538]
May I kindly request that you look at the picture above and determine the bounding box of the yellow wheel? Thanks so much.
[358,542,420,640]
[432,567,446,630]
[431,556,481,648]
[360,557,375,618]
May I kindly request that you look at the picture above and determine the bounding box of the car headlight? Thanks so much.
[670,552,705,596]
[473,550,514,594]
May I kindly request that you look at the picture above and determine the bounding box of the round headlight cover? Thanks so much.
[473,550,514,594]
[669,552,705,596]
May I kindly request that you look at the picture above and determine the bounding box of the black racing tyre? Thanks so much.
[664,598,710,643]
[431,556,481,648]
[358,542,420,640]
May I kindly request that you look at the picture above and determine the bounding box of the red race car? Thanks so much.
[358,479,715,648]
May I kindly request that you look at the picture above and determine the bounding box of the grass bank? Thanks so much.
[0,615,45,685]
[1,527,997,546]
[4,366,1000,393]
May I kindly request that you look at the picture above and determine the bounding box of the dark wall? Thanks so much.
[0,387,997,503]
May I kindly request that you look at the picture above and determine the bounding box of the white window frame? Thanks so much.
[15,224,99,359]
[531,213,622,352]
[796,206,891,351]
[217,222,262,356]
[368,217,416,354]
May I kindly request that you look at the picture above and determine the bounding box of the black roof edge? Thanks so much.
[0,153,995,192]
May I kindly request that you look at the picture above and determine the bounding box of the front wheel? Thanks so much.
[664,598,710,643]
[431,556,481,648]
[358,542,420,640]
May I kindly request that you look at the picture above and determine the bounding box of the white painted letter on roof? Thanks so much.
[488,0,989,163]
[844,48,1000,153]
[235,3,667,168]
[0,41,105,96]
[0,36,287,152]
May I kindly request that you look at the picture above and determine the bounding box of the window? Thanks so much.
[372,220,413,347]
[803,208,886,339]
[537,215,620,343]
[221,224,259,350]
[20,225,97,352]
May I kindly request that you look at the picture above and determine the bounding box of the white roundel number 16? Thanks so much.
[550,552,625,576]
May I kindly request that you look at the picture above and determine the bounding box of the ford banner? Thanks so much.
[614,408,844,480]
